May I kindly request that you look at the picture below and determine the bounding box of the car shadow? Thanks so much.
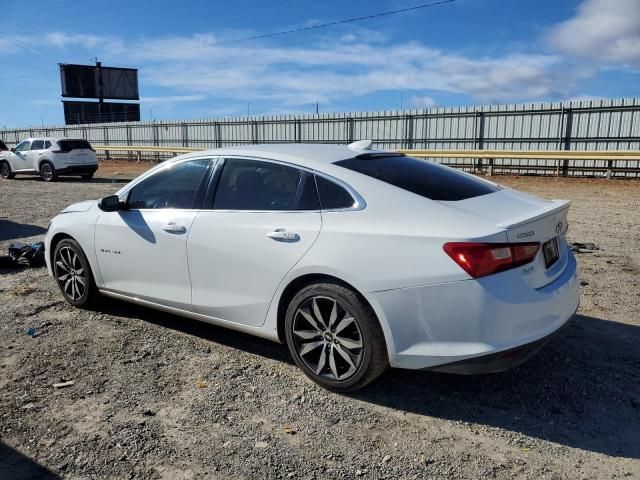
[98,300,640,459]
[0,219,47,241]
[0,442,59,479]
[101,299,291,364]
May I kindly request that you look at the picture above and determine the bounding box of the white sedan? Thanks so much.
[45,142,580,391]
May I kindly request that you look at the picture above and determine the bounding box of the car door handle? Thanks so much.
[162,223,187,234]
[266,229,300,242]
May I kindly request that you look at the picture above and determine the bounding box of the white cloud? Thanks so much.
[123,34,568,105]
[0,22,618,110]
[410,96,436,108]
[44,32,125,55]
[547,0,640,68]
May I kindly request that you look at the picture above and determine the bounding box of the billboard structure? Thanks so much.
[59,61,140,124]
[63,101,140,124]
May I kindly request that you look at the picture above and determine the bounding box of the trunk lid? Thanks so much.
[440,188,571,289]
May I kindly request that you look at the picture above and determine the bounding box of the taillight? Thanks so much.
[443,242,540,278]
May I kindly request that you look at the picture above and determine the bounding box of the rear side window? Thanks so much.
[213,158,318,211]
[44,141,52,149]
[58,139,93,151]
[335,155,500,201]
[315,176,356,210]
[31,140,44,150]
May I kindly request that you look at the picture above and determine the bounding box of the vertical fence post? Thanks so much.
[606,159,613,179]
[295,118,302,143]
[251,120,259,144]
[404,113,414,150]
[182,123,189,147]
[216,122,222,148]
[153,121,160,163]
[346,117,354,144]
[126,124,132,162]
[475,111,485,173]
[562,108,573,176]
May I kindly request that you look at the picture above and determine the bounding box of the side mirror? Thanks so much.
[10,148,15,152]
[98,195,124,212]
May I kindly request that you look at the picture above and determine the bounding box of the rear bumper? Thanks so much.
[427,312,576,374]
[56,164,98,175]
[371,249,580,371]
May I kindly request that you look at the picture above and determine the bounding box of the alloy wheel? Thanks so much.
[292,296,364,381]
[41,163,53,181]
[55,246,87,301]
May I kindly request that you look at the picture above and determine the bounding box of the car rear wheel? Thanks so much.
[53,239,99,308]
[285,282,388,392]
[0,161,14,179]
[40,162,57,182]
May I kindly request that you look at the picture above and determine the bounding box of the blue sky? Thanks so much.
[0,0,639,127]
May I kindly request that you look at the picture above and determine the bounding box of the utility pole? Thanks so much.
[96,58,104,122]
[400,91,404,110]
[315,102,319,114]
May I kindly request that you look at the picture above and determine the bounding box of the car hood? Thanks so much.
[61,200,98,213]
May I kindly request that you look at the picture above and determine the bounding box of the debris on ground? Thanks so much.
[52,381,75,389]
[570,242,599,252]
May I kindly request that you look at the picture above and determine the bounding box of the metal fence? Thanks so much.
[2,97,640,177]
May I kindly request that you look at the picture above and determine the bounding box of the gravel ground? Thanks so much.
[1,164,639,479]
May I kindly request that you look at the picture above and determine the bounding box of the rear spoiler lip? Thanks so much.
[496,199,571,229]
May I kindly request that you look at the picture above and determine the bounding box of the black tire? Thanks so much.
[40,161,57,182]
[52,238,99,308]
[0,161,14,179]
[81,172,94,180]
[285,282,388,392]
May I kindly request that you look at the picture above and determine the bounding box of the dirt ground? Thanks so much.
[1,161,639,479]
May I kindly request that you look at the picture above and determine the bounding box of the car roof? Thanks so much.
[178,142,390,171]
[20,137,87,142]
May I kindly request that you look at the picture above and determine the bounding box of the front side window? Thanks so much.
[127,159,210,210]
[14,141,31,152]
[31,140,44,150]
[335,155,500,201]
[213,158,317,211]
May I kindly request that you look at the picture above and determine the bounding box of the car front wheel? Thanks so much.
[285,282,388,392]
[53,239,98,308]
[0,161,14,179]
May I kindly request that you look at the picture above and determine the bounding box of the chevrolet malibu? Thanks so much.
[45,142,580,391]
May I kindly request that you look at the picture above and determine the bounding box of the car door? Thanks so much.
[28,140,46,170]
[94,157,214,310]
[9,140,32,171]
[188,157,322,326]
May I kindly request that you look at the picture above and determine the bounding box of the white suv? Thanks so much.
[0,137,98,181]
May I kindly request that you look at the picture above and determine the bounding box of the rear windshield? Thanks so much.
[58,139,93,151]
[335,155,500,201]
